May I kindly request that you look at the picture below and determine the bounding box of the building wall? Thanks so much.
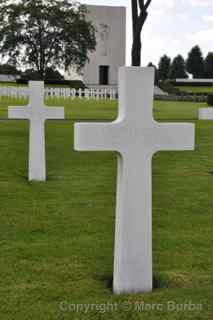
[83,5,126,86]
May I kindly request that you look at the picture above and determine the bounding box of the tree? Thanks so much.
[147,62,159,84]
[22,67,64,80]
[0,64,21,75]
[169,55,188,79]
[45,68,64,80]
[0,0,96,79]
[204,52,213,78]
[186,45,204,78]
[158,55,171,80]
[131,0,152,66]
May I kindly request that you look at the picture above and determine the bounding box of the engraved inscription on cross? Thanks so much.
[75,67,195,294]
[8,82,64,181]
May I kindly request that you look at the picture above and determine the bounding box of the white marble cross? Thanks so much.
[74,67,195,294]
[8,81,64,181]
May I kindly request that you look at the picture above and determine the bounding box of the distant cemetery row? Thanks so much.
[0,86,117,100]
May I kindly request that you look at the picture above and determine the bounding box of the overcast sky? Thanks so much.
[79,0,213,67]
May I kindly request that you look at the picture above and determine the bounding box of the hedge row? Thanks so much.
[155,94,207,103]
[171,81,213,87]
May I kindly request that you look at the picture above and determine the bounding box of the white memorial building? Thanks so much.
[66,5,126,87]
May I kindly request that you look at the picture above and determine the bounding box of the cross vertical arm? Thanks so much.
[28,81,45,107]
[118,67,154,123]
[114,152,153,293]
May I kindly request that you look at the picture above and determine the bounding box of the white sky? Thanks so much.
[79,0,213,67]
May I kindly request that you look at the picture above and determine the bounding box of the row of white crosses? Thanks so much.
[8,67,195,294]
[0,86,117,100]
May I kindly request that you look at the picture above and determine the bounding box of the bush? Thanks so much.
[0,64,21,75]
[158,81,183,95]
[171,80,213,87]
[155,95,207,103]
[20,68,64,81]
[207,94,213,106]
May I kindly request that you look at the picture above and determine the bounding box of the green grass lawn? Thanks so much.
[0,98,212,319]
[0,82,27,87]
[175,86,213,94]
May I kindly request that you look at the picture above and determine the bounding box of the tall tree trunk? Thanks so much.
[131,0,152,66]
[37,67,45,80]
[131,35,141,66]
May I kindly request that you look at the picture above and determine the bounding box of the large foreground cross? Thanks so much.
[9,82,64,181]
[74,67,195,293]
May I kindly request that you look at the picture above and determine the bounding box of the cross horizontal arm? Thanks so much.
[75,122,119,151]
[154,123,195,153]
[8,106,30,120]
[43,107,64,120]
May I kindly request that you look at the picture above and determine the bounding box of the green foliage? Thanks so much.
[0,64,21,75]
[158,81,183,95]
[21,69,43,81]
[66,80,86,89]
[207,94,213,106]
[186,45,204,78]
[204,52,213,78]
[21,68,64,80]
[45,68,64,80]
[158,55,171,80]
[169,55,188,79]
[0,0,96,78]
[175,86,213,94]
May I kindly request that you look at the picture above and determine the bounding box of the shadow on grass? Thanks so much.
[93,274,113,291]
[153,273,170,289]
[93,272,192,292]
